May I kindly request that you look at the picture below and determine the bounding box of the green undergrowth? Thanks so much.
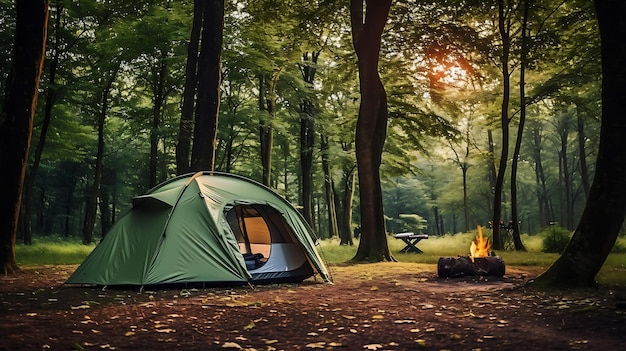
[15,236,96,265]
[318,232,550,265]
[14,233,626,285]
[318,234,626,286]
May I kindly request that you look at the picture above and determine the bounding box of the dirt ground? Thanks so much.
[2,262,626,351]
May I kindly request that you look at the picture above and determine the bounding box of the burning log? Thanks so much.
[437,225,506,278]
[437,255,505,278]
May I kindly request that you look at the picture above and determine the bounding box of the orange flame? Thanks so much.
[470,225,491,262]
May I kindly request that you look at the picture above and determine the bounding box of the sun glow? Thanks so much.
[432,61,469,85]
[428,52,471,89]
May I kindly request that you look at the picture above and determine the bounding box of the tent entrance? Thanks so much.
[226,204,298,271]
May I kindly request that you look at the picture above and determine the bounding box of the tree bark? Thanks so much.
[461,166,469,232]
[530,126,553,227]
[350,0,393,262]
[149,56,167,187]
[576,103,591,199]
[21,0,63,245]
[427,165,443,235]
[98,184,111,238]
[258,68,282,187]
[321,133,340,239]
[432,205,441,235]
[82,65,119,245]
[298,51,320,227]
[556,115,573,229]
[492,0,512,250]
[338,165,356,246]
[510,0,529,251]
[175,0,202,175]
[533,0,626,289]
[486,129,497,217]
[0,0,49,274]
[63,178,75,237]
[449,127,471,233]
[190,0,223,172]
[258,74,270,185]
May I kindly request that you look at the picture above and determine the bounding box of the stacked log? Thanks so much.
[437,256,505,278]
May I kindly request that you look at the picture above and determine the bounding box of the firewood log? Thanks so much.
[437,256,505,278]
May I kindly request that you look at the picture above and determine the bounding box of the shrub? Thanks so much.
[539,226,572,253]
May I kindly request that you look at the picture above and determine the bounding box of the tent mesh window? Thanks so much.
[226,204,296,270]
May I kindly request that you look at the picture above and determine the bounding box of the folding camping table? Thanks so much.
[394,232,429,253]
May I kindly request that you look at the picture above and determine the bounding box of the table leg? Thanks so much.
[399,238,424,253]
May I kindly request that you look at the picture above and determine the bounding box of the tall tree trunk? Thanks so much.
[190,0,224,172]
[576,103,591,199]
[0,0,49,273]
[298,51,320,227]
[21,0,62,245]
[432,205,441,235]
[510,0,529,251]
[557,117,573,229]
[338,166,356,246]
[321,133,340,239]
[487,129,497,217]
[98,184,111,238]
[64,179,75,237]
[258,74,271,186]
[149,58,167,187]
[222,123,235,172]
[82,65,119,245]
[492,0,512,250]
[450,126,471,233]
[281,141,289,199]
[451,213,457,234]
[533,0,626,289]
[175,0,202,175]
[461,166,470,232]
[530,127,553,228]
[258,69,282,186]
[111,183,117,224]
[429,164,442,235]
[301,109,314,224]
[350,0,393,262]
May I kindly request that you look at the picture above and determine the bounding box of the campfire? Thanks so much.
[470,226,491,261]
[437,225,505,278]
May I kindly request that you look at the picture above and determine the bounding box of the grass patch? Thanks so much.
[319,232,553,265]
[597,253,626,285]
[316,238,357,263]
[318,234,626,285]
[13,233,626,286]
[15,236,95,265]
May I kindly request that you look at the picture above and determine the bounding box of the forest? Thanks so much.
[4,2,626,348]
[0,0,612,253]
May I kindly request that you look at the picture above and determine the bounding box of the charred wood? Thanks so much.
[437,256,505,278]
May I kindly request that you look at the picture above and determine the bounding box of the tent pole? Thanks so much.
[237,206,253,254]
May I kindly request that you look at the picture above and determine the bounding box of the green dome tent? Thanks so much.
[66,172,332,287]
